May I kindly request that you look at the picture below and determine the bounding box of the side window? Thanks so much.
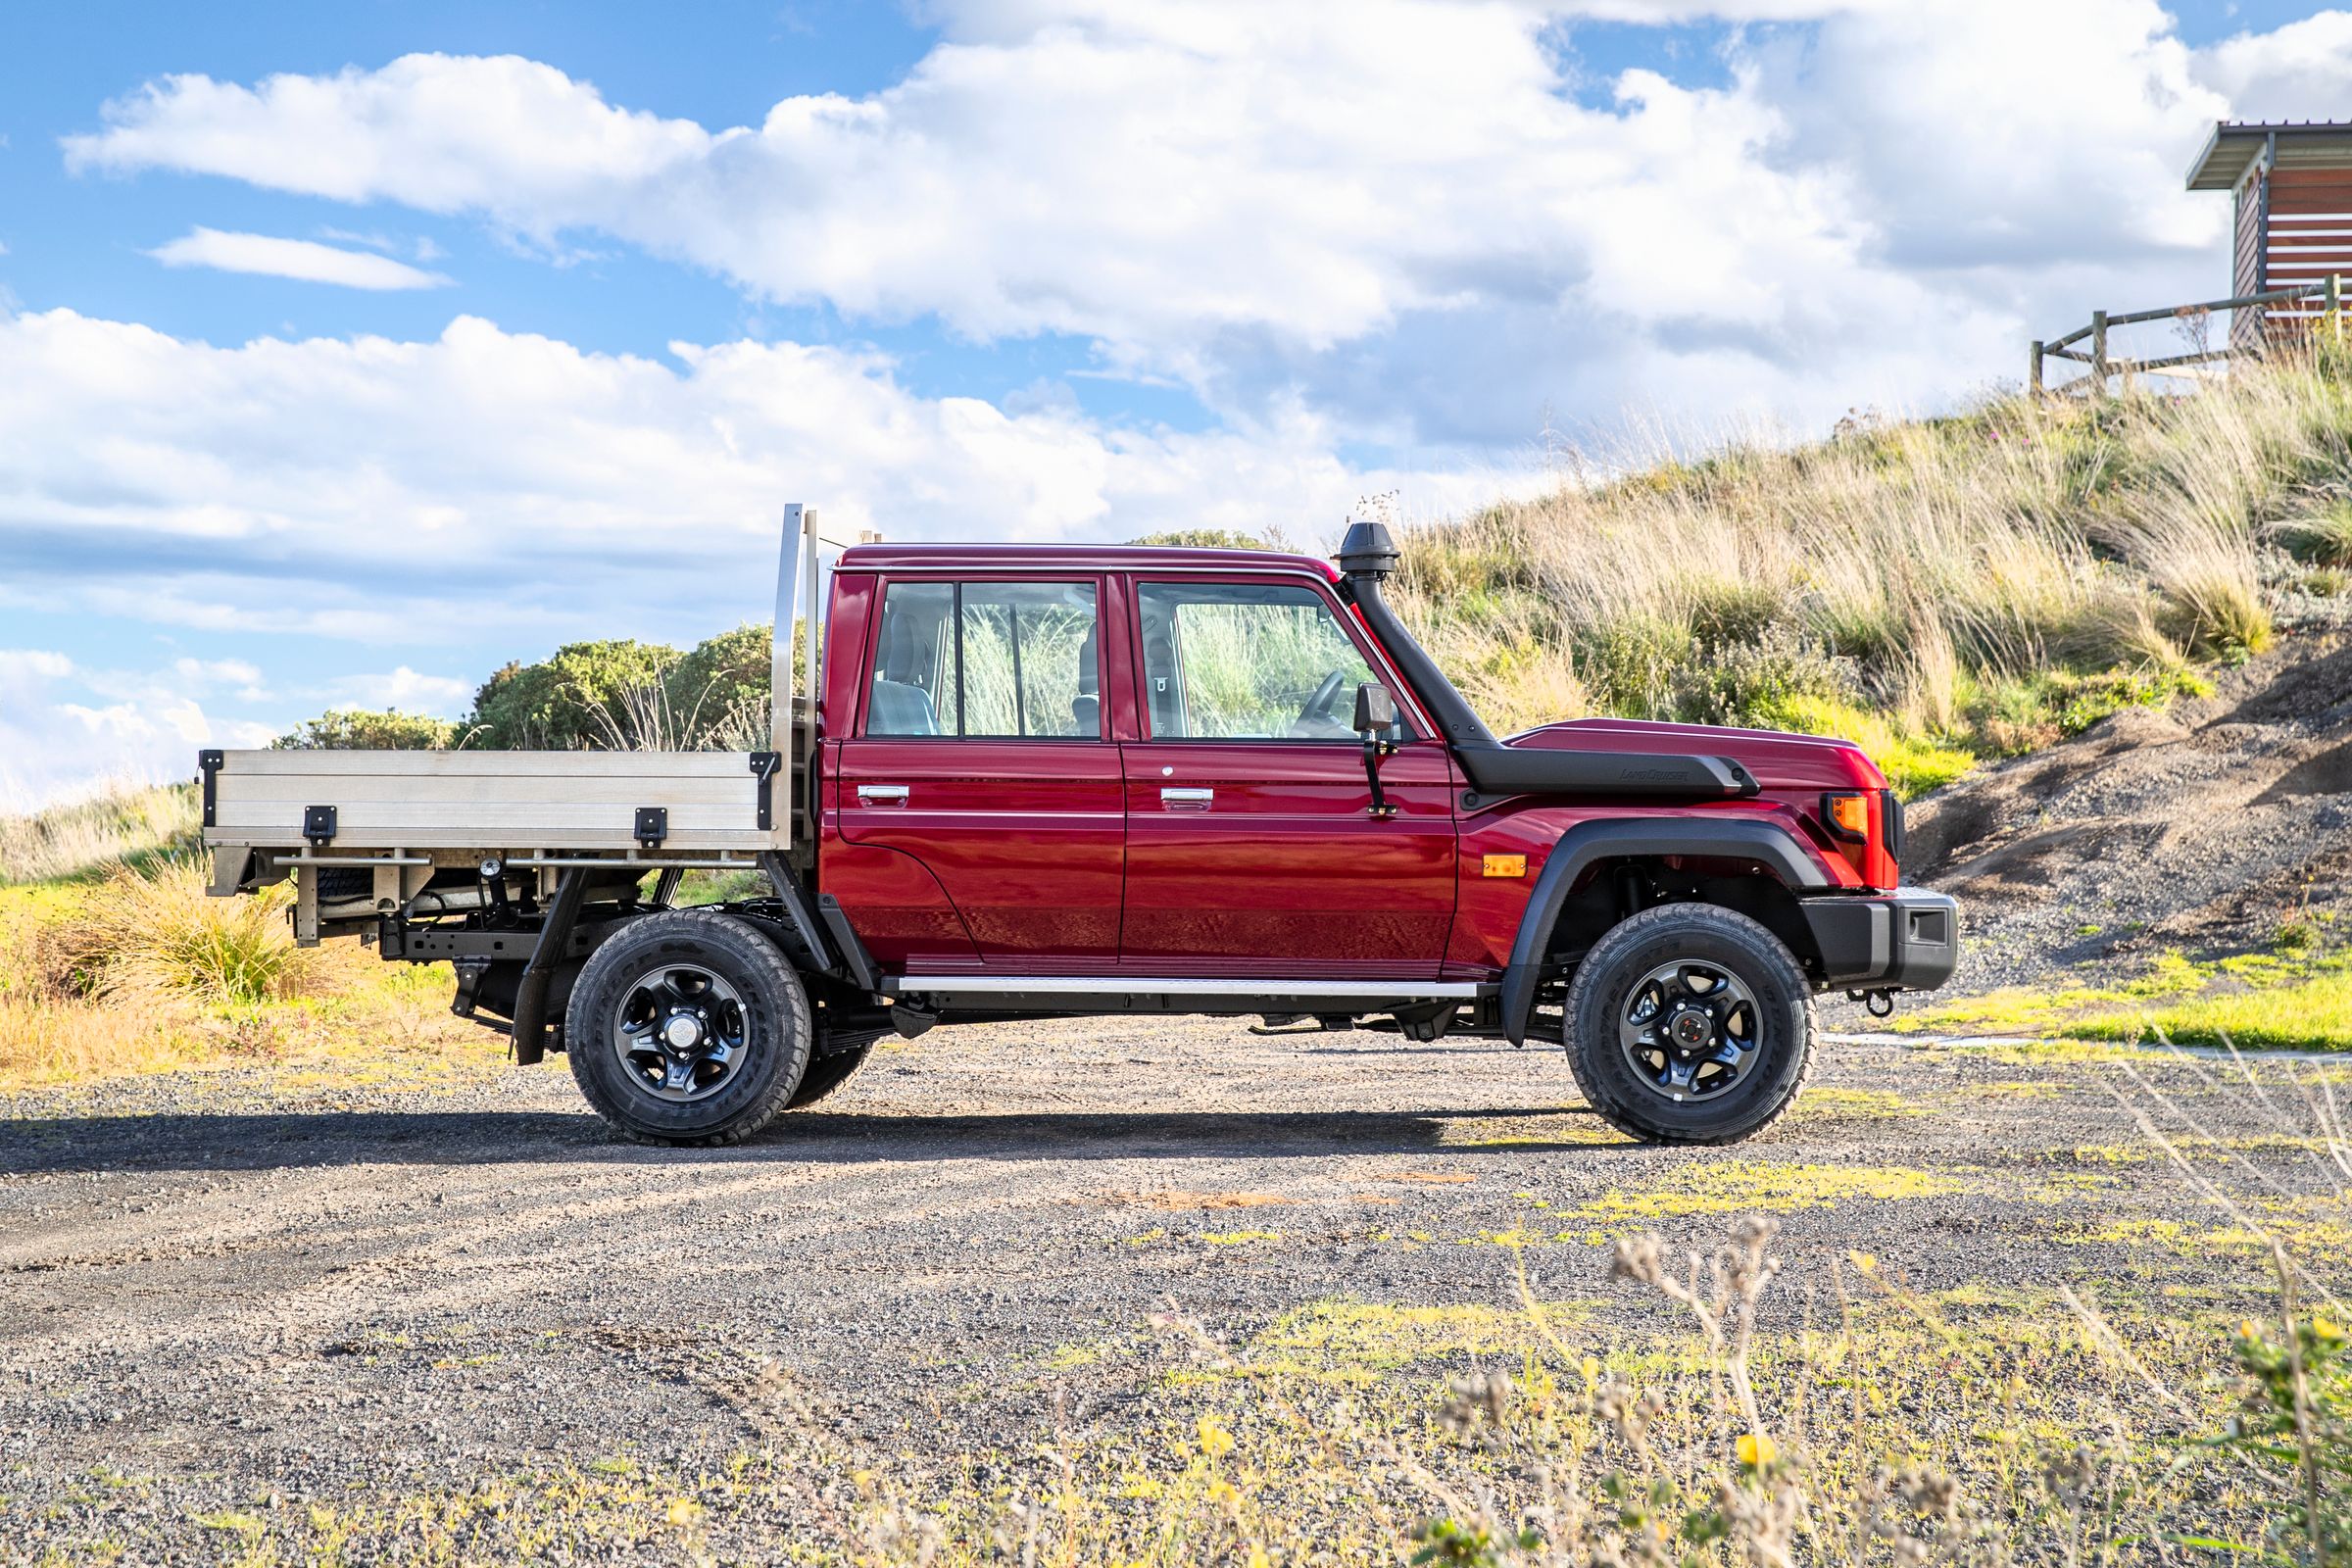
[866,580,1100,738]
[1137,581,1383,741]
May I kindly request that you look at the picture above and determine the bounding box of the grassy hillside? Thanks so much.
[0,780,197,886]
[1388,348,2351,792]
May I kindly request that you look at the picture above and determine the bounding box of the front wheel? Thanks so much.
[564,910,811,1146]
[1561,904,1815,1145]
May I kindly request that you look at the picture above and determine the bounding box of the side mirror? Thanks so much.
[1352,681,1397,736]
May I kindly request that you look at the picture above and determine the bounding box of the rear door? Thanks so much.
[1118,573,1458,977]
[833,573,1125,971]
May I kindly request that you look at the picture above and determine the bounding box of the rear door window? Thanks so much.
[865,580,1101,738]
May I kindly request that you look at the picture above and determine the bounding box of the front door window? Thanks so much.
[1136,581,1380,742]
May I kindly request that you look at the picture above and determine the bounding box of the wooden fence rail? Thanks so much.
[2032,274,2343,396]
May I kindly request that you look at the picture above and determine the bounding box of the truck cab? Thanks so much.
[201,510,1957,1148]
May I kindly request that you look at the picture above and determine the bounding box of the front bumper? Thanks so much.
[1798,887,1959,993]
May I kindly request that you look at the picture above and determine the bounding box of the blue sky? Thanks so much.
[1,0,2344,806]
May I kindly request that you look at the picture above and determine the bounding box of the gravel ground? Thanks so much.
[3,1011,2340,1560]
[1905,629,2352,993]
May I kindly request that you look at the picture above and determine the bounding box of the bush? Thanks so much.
[2278,496,2352,568]
[274,709,460,750]
[1667,623,1856,730]
[42,858,327,1005]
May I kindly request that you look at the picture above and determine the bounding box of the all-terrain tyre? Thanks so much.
[786,1031,881,1108]
[564,909,811,1146]
[1561,903,1815,1145]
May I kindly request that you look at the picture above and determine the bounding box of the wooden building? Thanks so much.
[2187,121,2352,345]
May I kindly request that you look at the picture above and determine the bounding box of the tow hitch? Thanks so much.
[1847,988,1897,1019]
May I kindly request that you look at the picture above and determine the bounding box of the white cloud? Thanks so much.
[60,0,2317,443]
[0,650,274,812]
[0,306,1518,644]
[319,666,476,713]
[147,227,453,289]
[2193,11,2352,122]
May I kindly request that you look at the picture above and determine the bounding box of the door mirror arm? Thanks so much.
[1353,683,1399,819]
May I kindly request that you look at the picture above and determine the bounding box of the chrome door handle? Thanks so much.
[1160,787,1213,808]
[857,784,909,803]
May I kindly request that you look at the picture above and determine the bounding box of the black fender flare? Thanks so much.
[1497,816,1831,1046]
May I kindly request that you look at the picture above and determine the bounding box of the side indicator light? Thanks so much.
[1483,854,1527,878]
[1823,791,1870,843]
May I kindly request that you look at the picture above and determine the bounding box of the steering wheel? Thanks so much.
[1294,668,1349,733]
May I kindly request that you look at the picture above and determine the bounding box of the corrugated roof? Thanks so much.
[2187,121,2352,191]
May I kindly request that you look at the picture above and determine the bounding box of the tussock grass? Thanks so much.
[0,858,437,1089]
[32,858,329,1005]
[1389,352,2352,794]
[0,780,197,885]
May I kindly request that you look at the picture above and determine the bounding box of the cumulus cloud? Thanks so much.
[148,227,453,289]
[59,0,2299,442]
[0,307,1520,648]
[317,666,478,713]
[2193,10,2352,122]
[0,650,274,811]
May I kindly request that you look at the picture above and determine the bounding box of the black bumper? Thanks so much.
[1798,887,1959,993]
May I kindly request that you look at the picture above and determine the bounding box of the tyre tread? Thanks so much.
[564,909,811,1147]
[1560,903,1816,1146]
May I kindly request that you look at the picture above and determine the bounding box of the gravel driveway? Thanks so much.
[1,1013,2338,1560]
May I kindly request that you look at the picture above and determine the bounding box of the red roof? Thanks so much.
[838,542,1340,579]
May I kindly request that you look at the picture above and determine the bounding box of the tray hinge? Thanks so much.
[198,749,224,828]
[749,751,783,831]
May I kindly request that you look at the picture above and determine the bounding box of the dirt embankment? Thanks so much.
[1905,632,2352,990]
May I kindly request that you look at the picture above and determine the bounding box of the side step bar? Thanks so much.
[885,975,1487,1015]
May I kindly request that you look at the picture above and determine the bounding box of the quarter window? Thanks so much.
[1137,581,1384,741]
[865,580,1100,738]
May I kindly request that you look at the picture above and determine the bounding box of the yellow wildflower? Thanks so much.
[1738,1431,1778,1468]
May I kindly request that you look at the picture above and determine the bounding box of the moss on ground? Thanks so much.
[1895,945,2352,1052]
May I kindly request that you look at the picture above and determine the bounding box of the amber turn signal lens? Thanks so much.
[1482,854,1527,878]
[1823,792,1870,842]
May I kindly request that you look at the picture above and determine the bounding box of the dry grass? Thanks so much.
[0,858,422,1089]
[1390,351,2352,794]
[28,858,331,1005]
[0,779,197,885]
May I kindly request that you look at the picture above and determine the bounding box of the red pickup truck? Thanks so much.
[202,514,1957,1148]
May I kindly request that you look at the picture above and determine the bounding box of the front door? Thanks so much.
[833,574,1124,972]
[1119,575,1458,977]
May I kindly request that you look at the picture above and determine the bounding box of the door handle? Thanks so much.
[856,784,910,804]
[1160,787,1213,808]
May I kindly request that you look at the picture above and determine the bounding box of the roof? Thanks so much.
[2187,121,2352,190]
[838,542,1341,579]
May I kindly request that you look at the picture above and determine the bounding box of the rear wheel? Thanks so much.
[564,910,810,1146]
[786,1035,878,1108]
[1562,904,1814,1145]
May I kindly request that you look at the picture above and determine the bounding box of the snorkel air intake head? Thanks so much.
[1336,519,1399,580]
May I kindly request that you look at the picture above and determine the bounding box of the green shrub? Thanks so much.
[1668,624,1856,730]
[273,709,460,750]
